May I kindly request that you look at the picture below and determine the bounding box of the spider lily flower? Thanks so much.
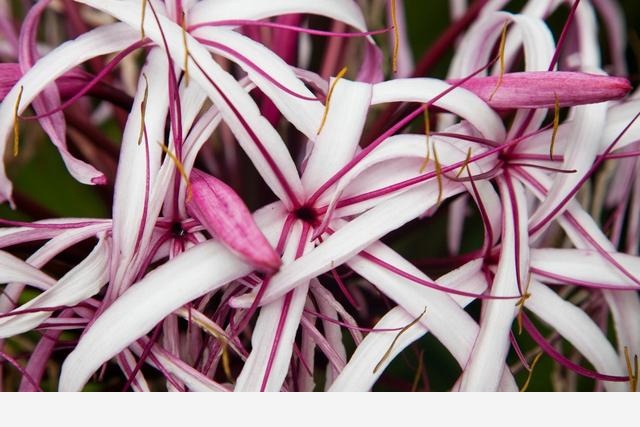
[0,1,376,294]
[2,1,640,393]
[58,22,639,389]
[57,71,516,391]
[0,0,378,390]
[0,0,375,293]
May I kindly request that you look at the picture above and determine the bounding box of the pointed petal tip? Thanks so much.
[91,174,107,185]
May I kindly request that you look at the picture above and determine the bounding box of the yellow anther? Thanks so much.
[221,344,233,383]
[550,93,560,160]
[456,147,473,178]
[157,141,192,201]
[624,346,638,392]
[179,307,233,383]
[317,66,347,135]
[181,11,190,86]
[140,0,148,39]
[390,0,399,74]
[374,307,426,374]
[419,107,431,173]
[137,74,149,146]
[519,352,543,392]
[489,20,509,101]
[12,86,24,157]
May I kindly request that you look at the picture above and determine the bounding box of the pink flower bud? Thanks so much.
[453,71,631,109]
[186,169,282,273]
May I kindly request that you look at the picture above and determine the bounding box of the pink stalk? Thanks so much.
[521,314,628,382]
[186,169,282,273]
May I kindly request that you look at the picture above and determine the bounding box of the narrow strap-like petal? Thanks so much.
[78,0,305,208]
[232,181,463,308]
[0,237,109,338]
[58,207,285,391]
[302,79,372,193]
[235,221,312,391]
[526,280,626,392]
[460,176,528,391]
[0,22,138,203]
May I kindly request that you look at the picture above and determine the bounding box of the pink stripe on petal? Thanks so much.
[453,71,631,109]
[0,64,22,100]
[187,169,281,273]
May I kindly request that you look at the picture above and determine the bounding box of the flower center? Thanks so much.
[170,221,186,237]
[294,205,319,225]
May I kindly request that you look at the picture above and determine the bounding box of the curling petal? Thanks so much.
[0,237,109,338]
[58,204,285,391]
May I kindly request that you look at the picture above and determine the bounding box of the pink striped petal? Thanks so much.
[187,169,281,273]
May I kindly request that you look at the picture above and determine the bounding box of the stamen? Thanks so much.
[519,352,543,392]
[374,307,426,374]
[140,0,148,39]
[137,74,149,146]
[181,11,190,86]
[549,93,560,160]
[157,141,192,201]
[624,346,638,392]
[12,86,23,157]
[432,143,444,205]
[419,107,431,173]
[199,324,232,382]
[390,0,399,74]
[488,20,509,101]
[456,147,473,178]
[317,66,347,135]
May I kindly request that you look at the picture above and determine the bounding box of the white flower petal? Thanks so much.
[520,167,640,359]
[0,250,54,289]
[529,102,607,230]
[109,48,170,296]
[460,177,528,391]
[601,99,640,152]
[0,22,138,203]
[371,78,505,142]
[302,79,372,193]
[193,27,323,141]
[329,306,426,392]
[334,244,516,391]
[530,248,640,289]
[525,280,626,392]
[0,237,109,338]
[232,182,463,308]
[78,0,305,208]
[130,338,228,392]
[0,221,111,313]
[58,204,286,391]
[190,0,368,33]
[235,221,312,391]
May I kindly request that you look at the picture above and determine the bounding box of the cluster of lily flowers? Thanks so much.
[0,0,639,392]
